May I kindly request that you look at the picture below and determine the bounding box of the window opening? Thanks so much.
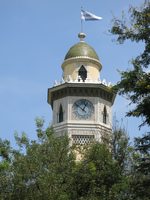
[78,65,87,82]
[59,105,63,123]
[103,106,107,124]
[72,135,94,145]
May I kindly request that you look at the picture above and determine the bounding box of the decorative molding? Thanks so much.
[61,56,102,71]
[53,75,110,86]
[102,79,107,86]
[54,80,58,86]
[95,76,101,83]
[52,110,112,142]
[51,86,113,105]
[48,82,116,108]
[66,75,73,83]
[59,78,65,85]
[75,76,83,83]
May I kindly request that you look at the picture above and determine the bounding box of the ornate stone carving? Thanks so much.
[65,75,73,83]
[54,80,58,87]
[95,76,101,83]
[85,76,93,83]
[59,78,65,84]
[102,79,107,86]
[54,75,110,86]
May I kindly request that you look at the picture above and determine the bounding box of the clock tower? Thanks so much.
[47,33,116,145]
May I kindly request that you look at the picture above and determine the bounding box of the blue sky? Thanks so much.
[0,0,148,147]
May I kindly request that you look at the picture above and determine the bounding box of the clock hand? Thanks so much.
[83,102,88,111]
[75,103,86,113]
[80,107,86,113]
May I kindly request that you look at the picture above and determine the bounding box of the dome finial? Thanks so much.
[78,33,86,42]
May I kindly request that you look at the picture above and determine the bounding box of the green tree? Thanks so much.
[0,118,76,200]
[110,1,150,199]
[1,117,147,199]
[69,142,123,200]
[111,116,131,174]
[110,117,149,199]
[111,116,139,199]
[68,116,137,200]
[133,133,150,199]
[110,0,150,128]
[0,117,135,200]
[0,138,12,200]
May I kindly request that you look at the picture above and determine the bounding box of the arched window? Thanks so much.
[59,104,63,123]
[78,65,87,82]
[103,106,107,124]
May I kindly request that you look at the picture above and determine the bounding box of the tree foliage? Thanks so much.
[110,0,150,128]
[110,1,150,198]
[0,117,143,200]
[0,119,76,200]
[111,116,131,173]
[133,133,150,198]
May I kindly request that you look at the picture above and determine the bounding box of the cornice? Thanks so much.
[61,56,102,71]
[47,83,116,108]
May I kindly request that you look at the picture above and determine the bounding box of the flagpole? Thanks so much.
[81,7,83,33]
[79,7,86,42]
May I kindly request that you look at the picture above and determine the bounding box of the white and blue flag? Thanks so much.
[81,9,102,21]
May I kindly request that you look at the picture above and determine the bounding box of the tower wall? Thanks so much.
[63,61,101,82]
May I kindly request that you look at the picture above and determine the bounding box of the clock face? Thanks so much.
[72,99,94,120]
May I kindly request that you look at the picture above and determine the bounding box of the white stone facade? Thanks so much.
[52,95,112,142]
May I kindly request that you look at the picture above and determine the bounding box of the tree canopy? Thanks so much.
[110,0,150,128]
[110,1,150,198]
[0,117,143,200]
